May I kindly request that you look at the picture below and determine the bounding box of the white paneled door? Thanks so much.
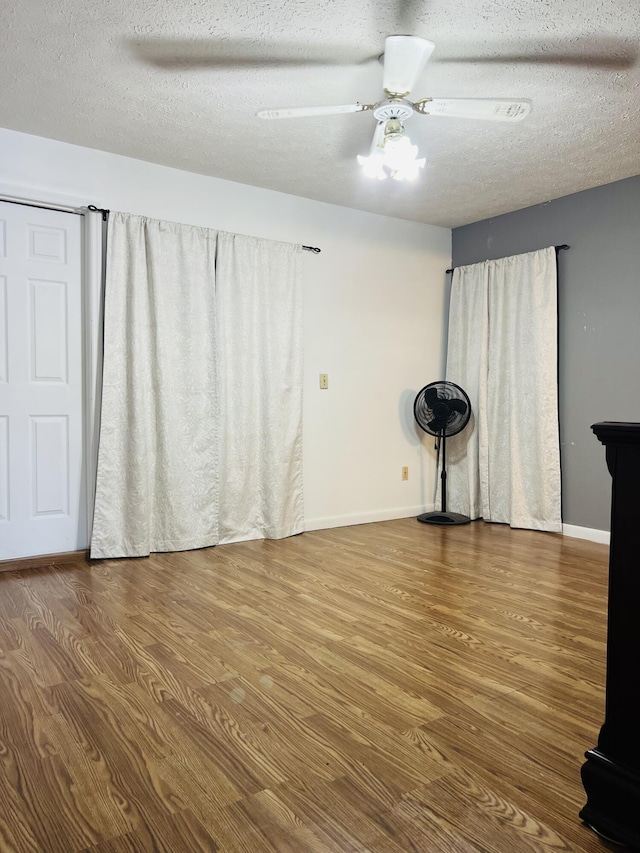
[0,201,86,559]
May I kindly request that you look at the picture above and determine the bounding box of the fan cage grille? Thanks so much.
[414,381,471,437]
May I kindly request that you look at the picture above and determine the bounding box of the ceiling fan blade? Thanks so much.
[257,104,370,120]
[130,38,374,70]
[141,56,338,70]
[440,53,635,70]
[436,38,637,71]
[357,122,387,178]
[367,121,385,152]
[382,35,435,96]
[417,98,531,122]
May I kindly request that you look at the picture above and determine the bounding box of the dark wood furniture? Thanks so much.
[581,422,640,847]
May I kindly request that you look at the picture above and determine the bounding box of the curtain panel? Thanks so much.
[445,247,561,533]
[90,213,303,559]
[216,232,304,545]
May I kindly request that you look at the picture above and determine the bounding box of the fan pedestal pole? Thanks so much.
[417,432,471,526]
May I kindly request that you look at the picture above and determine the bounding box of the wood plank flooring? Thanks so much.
[0,519,620,852]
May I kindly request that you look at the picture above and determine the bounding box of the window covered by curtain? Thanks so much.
[90,213,303,559]
[444,247,561,532]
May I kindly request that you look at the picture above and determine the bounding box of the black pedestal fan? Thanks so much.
[414,380,472,525]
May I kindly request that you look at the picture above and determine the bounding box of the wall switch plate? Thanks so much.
[402,466,409,480]
[319,374,329,389]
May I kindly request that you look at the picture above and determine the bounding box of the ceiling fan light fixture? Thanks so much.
[391,153,426,181]
[383,134,424,180]
[357,149,387,180]
[358,120,426,181]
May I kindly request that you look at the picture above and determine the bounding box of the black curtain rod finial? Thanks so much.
[302,245,321,254]
[88,204,110,222]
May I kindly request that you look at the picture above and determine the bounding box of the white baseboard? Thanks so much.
[305,504,434,532]
[305,512,610,544]
[562,523,610,545]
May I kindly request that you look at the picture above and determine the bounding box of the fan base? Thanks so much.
[417,511,471,526]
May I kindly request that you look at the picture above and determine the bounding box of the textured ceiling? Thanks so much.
[2,0,640,227]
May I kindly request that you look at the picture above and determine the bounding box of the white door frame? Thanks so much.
[0,181,104,549]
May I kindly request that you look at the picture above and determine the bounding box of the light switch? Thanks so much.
[319,373,329,389]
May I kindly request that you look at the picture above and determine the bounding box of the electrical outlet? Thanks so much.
[402,466,409,481]
[319,373,329,389]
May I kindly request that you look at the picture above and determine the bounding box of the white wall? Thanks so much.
[0,127,451,531]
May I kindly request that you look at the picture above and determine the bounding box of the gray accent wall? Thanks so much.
[452,175,640,532]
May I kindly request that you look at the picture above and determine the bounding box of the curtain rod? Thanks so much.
[90,207,321,250]
[0,196,83,216]
[89,206,321,250]
[1,197,322,250]
[0,196,112,220]
[445,244,570,275]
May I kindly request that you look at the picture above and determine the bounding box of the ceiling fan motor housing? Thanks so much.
[373,99,414,122]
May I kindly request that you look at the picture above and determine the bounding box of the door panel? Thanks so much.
[0,415,8,521]
[0,201,85,559]
[30,277,69,382]
[30,415,70,515]
[0,275,7,382]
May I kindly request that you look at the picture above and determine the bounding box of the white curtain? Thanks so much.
[216,232,303,544]
[445,247,561,532]
[444,261,489,522]
[90,213,303,559]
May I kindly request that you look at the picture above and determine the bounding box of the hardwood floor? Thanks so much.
[0,519,620,852]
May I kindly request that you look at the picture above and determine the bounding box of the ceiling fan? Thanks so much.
[132,30,634,180]
[256,36,531,180]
